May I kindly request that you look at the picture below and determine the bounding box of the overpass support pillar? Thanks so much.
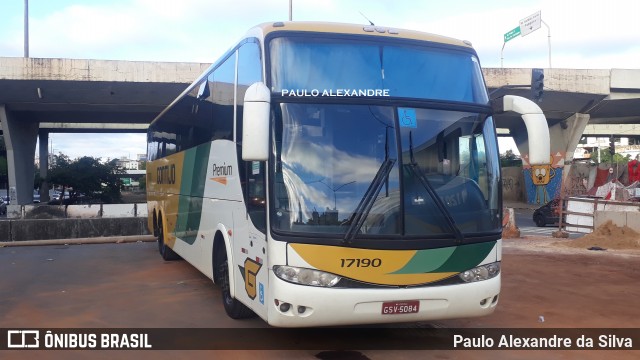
[39,129,50,203]
[0,105,38,205]
[554,113,590,196]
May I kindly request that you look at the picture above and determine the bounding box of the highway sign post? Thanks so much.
[502,26,522,67]
[504,26,521,43]
[501,10,551,68]
[519,10,541,37]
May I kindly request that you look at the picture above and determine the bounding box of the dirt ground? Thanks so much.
[560,220,640,250]
[0,235,639,359]
[442,235,640,329]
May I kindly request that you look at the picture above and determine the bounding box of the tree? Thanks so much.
[48,154,125,204]
[589,149,630,165]
[500,150,521,167]
[138,175,146,191]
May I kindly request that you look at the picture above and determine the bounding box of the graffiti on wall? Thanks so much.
[503,176,515,193]
[566,165,591,196]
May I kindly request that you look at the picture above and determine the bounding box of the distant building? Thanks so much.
[116,156,141,170]
[34,152,59,168]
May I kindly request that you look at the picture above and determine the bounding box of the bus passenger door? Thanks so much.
[234,39,267,318]
[233,159,268,320]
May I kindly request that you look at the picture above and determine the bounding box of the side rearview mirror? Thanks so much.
[242,82,271,161]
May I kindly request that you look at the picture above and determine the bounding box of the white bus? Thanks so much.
[147,22,502,327]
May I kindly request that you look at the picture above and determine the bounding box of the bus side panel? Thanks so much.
[146,152,186,248]
[147,143,213,269]
[232,202,269,321]
[202,140,268,320]
[201,140,243,202]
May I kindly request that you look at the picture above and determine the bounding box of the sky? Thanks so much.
[1,0,639,160]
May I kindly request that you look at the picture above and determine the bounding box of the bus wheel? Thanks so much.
[216,253,254,319]
[157,218,180,261]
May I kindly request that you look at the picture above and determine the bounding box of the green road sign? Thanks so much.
[504,26,521,43]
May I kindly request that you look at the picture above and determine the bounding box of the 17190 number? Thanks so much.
[340,258,382,268]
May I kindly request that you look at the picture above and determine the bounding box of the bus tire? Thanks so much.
[215,250,255,319]
[157,217,180,261]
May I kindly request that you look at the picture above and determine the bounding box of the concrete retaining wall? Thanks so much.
[502,166,525,202]
[0,217,149,242]
[0,220,10,242]
[0,203,151,242]
[595,210,640,233]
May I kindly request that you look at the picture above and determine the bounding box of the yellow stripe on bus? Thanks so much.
[290,243,456,286]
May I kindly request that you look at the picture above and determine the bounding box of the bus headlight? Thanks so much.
[458,262,501,283]
[273,265,341,287]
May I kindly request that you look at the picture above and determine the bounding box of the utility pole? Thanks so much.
[24,0,29,57]
[289,0,292,21]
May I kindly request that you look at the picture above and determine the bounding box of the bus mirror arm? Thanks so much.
[242,82,271,161]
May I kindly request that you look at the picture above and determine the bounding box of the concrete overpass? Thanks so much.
[1,57,640,205]
[0,57,208,204]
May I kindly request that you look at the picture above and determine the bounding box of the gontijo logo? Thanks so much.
[156,164,176,184]
[210,162,233,185]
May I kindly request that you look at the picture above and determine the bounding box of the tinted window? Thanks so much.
[236,41,265,230]
[210,53,236,141]
[236,40,263,144]
[270,36,488,104]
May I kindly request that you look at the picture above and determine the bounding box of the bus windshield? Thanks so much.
[269,36,488,104]
[271,103,502,240]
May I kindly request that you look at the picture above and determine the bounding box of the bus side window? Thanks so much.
[211,53,236,141]
[236,40,263,144]
[236,40,265,231]
[146,133,157,161]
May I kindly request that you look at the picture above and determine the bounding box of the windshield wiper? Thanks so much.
[408,132,464,243]
[343,158,396,244]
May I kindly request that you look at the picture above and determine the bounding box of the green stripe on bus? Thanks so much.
[175,143,212,245]
[390,241,495,275]
[390,247,456,274]
[432,241,496,273]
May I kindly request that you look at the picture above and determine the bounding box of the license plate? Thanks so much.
[381,300,420,315]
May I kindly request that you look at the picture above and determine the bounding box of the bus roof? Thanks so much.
[250,21,474,49]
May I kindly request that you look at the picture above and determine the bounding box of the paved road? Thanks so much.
[1,240,638,359]
[514,207,584,238]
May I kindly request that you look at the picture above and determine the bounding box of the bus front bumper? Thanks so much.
[266,271,500,327]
